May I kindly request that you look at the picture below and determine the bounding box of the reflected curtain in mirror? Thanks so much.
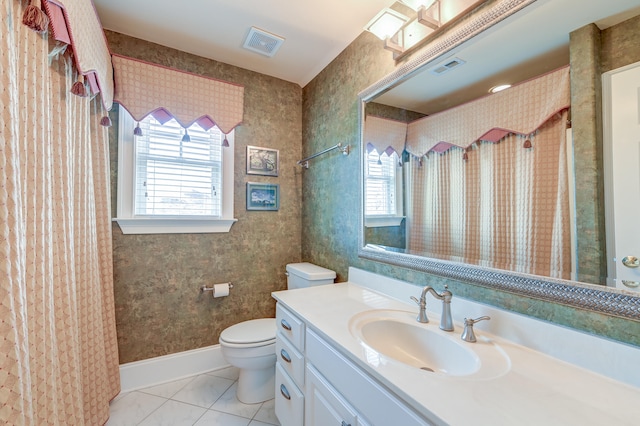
[403,66,573,278]
[406,111,572,278]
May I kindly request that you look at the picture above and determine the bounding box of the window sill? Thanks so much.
[365,216,405,228]
[113,217,238,234]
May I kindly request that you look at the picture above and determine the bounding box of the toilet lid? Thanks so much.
[220,318,276,344]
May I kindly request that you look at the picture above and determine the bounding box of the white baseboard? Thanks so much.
[119,345,229,392]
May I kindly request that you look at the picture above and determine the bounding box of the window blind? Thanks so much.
[134,116,223,216]
[365,150,398,216]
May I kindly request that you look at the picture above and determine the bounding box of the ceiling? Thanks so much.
[375,0,640,115]
[93,0,395,87]
[93,0,640,107]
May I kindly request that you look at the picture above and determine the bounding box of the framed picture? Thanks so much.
[246,182,280,211]
[247,145,279,176]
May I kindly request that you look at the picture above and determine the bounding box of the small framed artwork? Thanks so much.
[247,145,279,176]
[246,182,280,211]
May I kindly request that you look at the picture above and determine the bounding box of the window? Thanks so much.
[115,108,236,234]
[364,149,404,227]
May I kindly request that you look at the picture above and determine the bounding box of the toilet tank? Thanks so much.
[286,262,336,289]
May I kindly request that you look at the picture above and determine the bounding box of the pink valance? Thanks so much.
[364,116,408,157]
[112,55,245,134]
[42,0,114,111]
[405,66,570,157]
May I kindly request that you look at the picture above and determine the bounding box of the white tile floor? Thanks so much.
[107,367,280,426]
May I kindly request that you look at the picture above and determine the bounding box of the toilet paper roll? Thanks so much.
[213,283,230,298]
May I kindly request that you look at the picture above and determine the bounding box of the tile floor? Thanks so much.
[107,367,280,426]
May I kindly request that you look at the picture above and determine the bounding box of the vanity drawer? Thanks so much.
[276,304,305,351]
[275,363,304,426]
[276,331,305,388]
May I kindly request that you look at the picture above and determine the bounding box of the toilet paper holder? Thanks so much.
[199,282,234,297]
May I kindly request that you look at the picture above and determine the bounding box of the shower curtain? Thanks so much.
[0,1,120,424]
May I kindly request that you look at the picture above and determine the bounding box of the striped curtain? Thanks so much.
[406,111,571,279]
[0,1,120,424]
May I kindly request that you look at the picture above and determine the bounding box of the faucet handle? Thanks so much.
[461,316,490,342]
[410,295,429,323]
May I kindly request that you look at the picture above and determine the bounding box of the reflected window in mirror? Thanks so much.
[364,149,404,227]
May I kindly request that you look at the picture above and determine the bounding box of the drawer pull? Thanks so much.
[280,349,292,363]
[280,319,292,331]
[280,384,291,400]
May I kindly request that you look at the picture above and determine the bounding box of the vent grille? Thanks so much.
[429,57,466,75]
[243,27,285,57]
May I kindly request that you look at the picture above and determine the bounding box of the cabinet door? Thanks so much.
[306,364,357,426]
[275,364,304,426]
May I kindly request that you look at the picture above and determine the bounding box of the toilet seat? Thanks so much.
[220,318,276,348]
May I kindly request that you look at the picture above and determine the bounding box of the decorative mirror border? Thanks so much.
[359,248,640,320]
[357,0,640,321]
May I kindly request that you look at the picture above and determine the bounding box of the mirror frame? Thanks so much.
[357,0,640,321]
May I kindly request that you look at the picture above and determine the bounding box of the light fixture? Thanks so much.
[417,0,441,30]
[399,0,437,11]
[365,8,409,40]
[490,84,512,93]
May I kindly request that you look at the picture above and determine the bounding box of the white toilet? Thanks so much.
[219,262,336,404]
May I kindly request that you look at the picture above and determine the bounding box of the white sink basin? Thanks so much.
[349,309,510,379]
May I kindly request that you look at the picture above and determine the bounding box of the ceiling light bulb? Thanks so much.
[365,8,409,40]
[490,84,511,93]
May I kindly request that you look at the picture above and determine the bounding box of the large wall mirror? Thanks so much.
[358,0,640,320]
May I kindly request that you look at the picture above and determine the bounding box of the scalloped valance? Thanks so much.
[112,55,244,135]
[40,0,114,114]
[405,66,570,157]
[364,116,407,157]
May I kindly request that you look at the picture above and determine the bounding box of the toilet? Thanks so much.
[219,262,336,404]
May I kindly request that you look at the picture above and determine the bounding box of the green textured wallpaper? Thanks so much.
[106,31,303,363]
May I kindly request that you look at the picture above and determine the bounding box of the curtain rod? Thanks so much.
[297,143,350,169]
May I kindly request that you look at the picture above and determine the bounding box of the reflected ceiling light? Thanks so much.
[417,0,441,30]
[399,0,437,11]
[365,8,409,40]
[490,84,512,93]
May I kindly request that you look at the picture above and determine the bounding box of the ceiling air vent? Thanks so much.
[243,27,285,57]
[428,57,466,76]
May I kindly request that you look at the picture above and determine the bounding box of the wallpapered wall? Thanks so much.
[106,13,640,363]
[301,15,640,347]
[106,31,303,363]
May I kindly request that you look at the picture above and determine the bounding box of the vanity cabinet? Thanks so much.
[275,303,430,426]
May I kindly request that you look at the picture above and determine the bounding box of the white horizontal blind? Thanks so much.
[135,117,223,216]
[365,150,398,215]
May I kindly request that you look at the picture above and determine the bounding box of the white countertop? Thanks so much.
[272,269,640,425]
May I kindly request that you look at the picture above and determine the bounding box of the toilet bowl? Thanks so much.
[219,318,276,404]
[219,263,336,404]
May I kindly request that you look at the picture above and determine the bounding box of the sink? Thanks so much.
[349,309,510,379]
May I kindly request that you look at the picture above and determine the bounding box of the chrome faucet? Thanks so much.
[410,285,454,331]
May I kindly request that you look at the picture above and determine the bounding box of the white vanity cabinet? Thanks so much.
[274,303,430,426]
